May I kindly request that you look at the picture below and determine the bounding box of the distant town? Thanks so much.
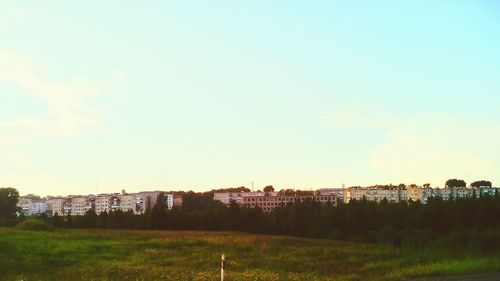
[16,179,499,217]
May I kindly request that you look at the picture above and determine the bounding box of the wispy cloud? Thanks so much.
[324,111,500,185]
[0,49,107,146]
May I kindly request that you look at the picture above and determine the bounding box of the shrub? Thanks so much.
[15,219,56,232]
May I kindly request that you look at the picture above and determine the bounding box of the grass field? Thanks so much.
[1,226,499,281]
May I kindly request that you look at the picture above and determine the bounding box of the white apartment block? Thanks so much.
[47,191,166,216]
[71,196,94,216]
[214,191,284,205]
[317,188,345,202]
[18,198,32,216]
[213,192,246,205]
[95,194,127,214]
[477,187,497,197]
[42,190,170,216]
[52,198,64,216]
[31,201,50,216]
[344,188,407,203]
[166,194,174,210]
[17,198,52,216]
[119,194,135,213]
[50,197,73,216]
[344,186,498,204]
[95,194,112,214]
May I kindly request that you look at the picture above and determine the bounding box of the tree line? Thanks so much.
[2,186,500,252]
[51,190,500,252]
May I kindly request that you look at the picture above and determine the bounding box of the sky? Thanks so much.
[1,1,500,196]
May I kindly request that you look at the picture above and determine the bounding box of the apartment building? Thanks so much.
[241,193,337,212]
[213,192,246,205]
[18,198,33,216]
[31,200,50,216]
[344,188,407,203]
[477,187,497,197]
[51,198,62,216]
[166,194,174,210]
[71,196,94,216]
[345,186,499,204]
[134,191,160,214]
[25,190,175,217]
[95,194,113,214]
[119,194,135,213]
[317,188,345,202]
[17,198,52,216]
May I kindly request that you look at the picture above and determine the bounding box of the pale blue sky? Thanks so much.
[1,1,499,196]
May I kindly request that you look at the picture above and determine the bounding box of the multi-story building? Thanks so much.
[213,192,247,205]
[134,191,160,214]
[317,188,345,202]
[52,198,62,216]
[17,198,52,216]
[95,194,112,214]
[214,191,280,206]
[119,194,135,213]
[344,187,407,203]
[213,191,337,212]
[110,195,121,212]
[18,198,32,216]
[476,187,498,197]
[345,186,499,204]
[166,194,174,210]
[70,196,94,216]
[241,193,337,212]
[24,190,173,216]
[30,200,50,216]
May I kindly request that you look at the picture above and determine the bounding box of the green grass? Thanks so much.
[0,227,498,281]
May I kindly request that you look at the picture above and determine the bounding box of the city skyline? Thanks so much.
[14,178,496,198]
[1,1,500,196]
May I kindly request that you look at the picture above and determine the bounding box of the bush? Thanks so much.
[15,219,56,231]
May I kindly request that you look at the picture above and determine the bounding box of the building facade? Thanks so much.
[43,191,169,216]
[242,194,337,212]
[214,191,337,212]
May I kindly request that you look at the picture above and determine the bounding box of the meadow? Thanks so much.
[1,224,500,281]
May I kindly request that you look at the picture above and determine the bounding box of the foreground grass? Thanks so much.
[0,228,499,281]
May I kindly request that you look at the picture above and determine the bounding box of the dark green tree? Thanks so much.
[445,179,466,188]
[151,193,168,229]
[263,185,275,192]
[0,187,20,219]
[471,180,492,188]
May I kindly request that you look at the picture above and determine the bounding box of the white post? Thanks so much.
[221,254,225,281]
